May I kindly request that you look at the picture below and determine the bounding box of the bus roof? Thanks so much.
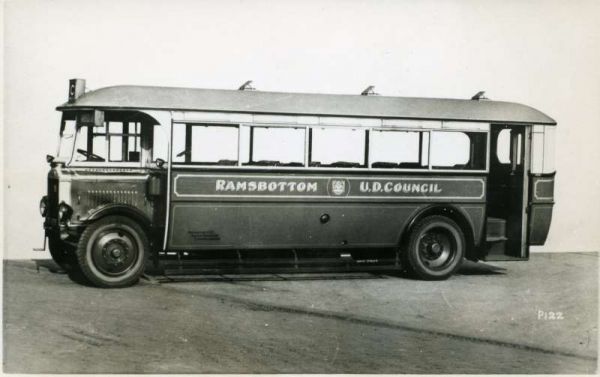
[57,85,557,125]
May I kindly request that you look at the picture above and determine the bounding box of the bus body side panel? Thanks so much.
[170,202,419,249]
[167,170,486,251]
[528,173,555,245]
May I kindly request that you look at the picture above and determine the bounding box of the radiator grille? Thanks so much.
[84,190,140,207]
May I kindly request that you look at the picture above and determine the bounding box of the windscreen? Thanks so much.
[56,120,77,162]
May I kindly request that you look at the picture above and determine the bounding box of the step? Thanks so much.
[486,217,507,243]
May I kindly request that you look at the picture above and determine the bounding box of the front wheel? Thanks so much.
[75,216,148,288]
[404,216,465,280]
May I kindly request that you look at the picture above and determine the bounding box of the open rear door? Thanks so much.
[485,125,530,260]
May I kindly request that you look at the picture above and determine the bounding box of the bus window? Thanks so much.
[128,122,141,160]
[152,125,169,161]
[431,131,487,170]
[370,130,429,169]
[72,123,107,162]
[531,125,556,174]
[171,124,239,165]
[57,120,77,161]
[241,126,305,167]
[310,128,366,167]
[106,122,141,162]
[497,129,511,164]
[468,132,488,170]
[431,131,468,169]
[542,126,555,173]
[92,131,105,160]
[108,122,123,161]
[172,123,187,163]
[497,128,523,170]
[190,125,238,164]
[72,121,142,163]
[72,124,88,161]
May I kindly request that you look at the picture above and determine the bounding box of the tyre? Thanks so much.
[75,216,148,288]
[48,234,76,271]
[404,216,465,280]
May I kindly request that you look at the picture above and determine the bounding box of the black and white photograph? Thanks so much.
[2,0,599,374]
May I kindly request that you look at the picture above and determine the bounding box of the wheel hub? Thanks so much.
[92,229,138,276]
[418,229,454,269]
[428,242,442,256]
[102,238,129,265]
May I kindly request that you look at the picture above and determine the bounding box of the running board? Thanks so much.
[161,264,403,276]
[151,249,403,276]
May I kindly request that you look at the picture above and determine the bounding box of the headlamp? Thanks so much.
[58,202,73,222]
[39,196,48,217]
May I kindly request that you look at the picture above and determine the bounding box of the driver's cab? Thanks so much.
[56,110,168,168]
[43,107,170,283]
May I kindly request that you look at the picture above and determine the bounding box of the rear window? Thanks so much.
[430,132,470,169]
[430,131,487,170]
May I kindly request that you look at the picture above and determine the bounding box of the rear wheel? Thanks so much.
[75,216,148,288]
[404,216,465,280]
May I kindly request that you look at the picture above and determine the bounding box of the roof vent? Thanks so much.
[471,91,489,101]
[238,80,256,91]
[361,86,379,96]
[68,78,86,103]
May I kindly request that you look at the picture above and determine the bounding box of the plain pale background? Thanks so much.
[2,0,600,259]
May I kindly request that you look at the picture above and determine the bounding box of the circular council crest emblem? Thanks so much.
[328,179,349,196]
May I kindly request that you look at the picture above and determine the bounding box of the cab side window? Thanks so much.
[74,121,141,163]
[108,122,141,162]
[74,124,105,162]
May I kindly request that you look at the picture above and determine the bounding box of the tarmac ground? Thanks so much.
[2,252,598,374]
